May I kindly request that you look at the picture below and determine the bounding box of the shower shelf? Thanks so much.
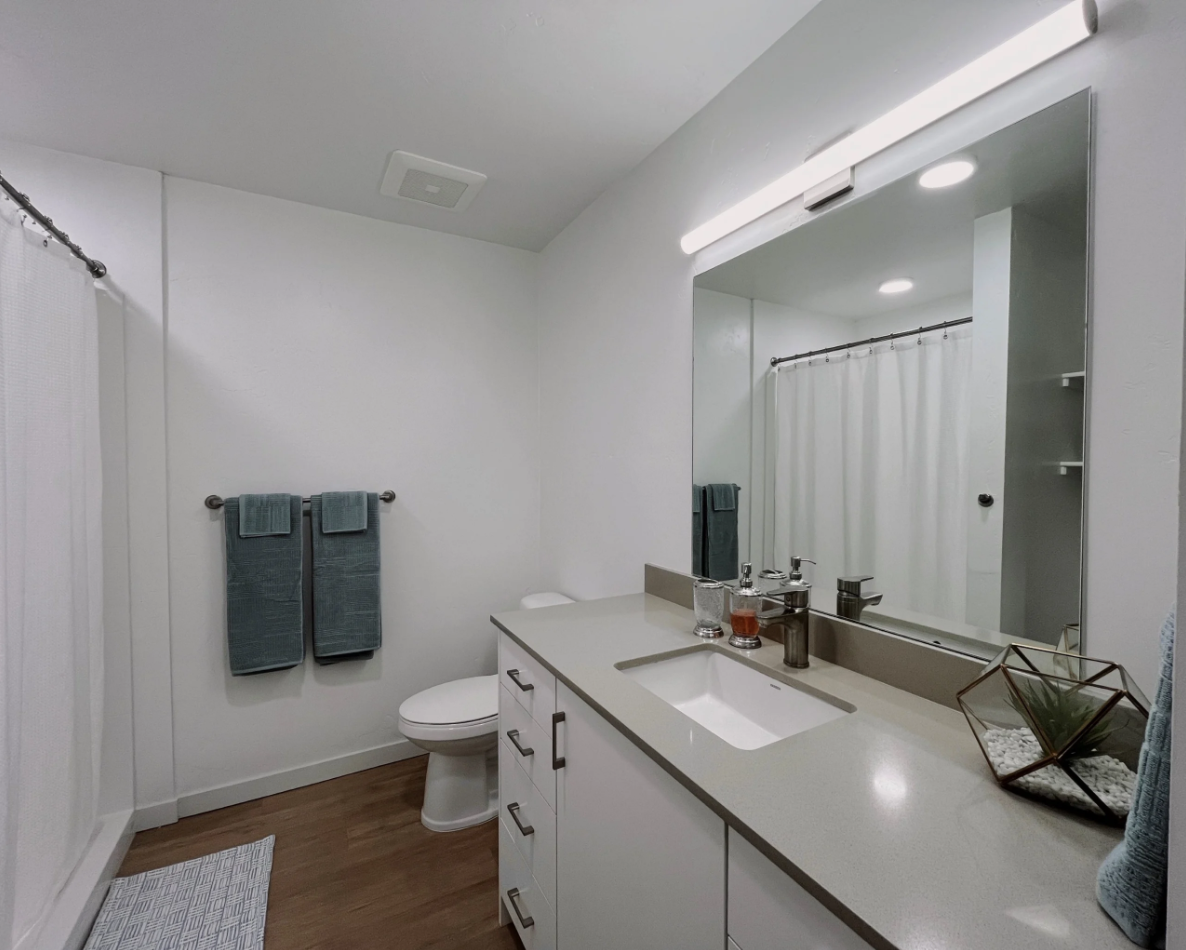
[1058,461,1084,475]
[1061,371,1086,388]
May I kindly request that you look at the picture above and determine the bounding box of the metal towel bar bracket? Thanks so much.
[205,491,395,511]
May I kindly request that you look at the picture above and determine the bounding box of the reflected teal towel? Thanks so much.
[704,483,740,581]
[321,491,368,533]
[1097,610,1174,947]
[224,495,304,674]
[692,485,705,578]
[238,493,292,538]
[310,493,381,661]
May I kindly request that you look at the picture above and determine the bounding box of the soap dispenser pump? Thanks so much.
[728,563,763,650]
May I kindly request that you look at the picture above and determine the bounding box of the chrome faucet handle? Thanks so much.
[837,575,875,595]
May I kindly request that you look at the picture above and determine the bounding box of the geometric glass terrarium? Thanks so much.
[957,645,1150,825]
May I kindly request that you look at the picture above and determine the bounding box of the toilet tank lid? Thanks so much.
[399,675,498,725]
[519,592,575,610]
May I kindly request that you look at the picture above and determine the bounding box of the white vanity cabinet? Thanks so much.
[496,631,868,950]
[554,681,726,950]
[727,831,874,950]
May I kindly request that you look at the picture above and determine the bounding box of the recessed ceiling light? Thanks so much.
[879,278,914,295]
[919,160,977,189]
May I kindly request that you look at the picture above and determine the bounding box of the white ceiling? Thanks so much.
[697,92,1089,318]
[0,0,823,251]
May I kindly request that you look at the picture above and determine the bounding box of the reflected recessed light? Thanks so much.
[919,160,977,189]
[879,278,914,295]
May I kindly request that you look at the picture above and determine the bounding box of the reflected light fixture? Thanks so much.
[919,159,977,189]
[680,0,1097,254]
[879,278,914,295]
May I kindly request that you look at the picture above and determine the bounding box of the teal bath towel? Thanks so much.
[310,492,381,661]
[1097,609,1174,947]
[692,485,706,578]
[224,495,304,674]
[704,483,740,581]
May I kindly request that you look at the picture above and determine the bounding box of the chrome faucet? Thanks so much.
[758,556,814,668]
[836,576,882,621]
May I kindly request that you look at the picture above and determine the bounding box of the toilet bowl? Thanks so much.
[399,675,499,832]
[399,591,574,832]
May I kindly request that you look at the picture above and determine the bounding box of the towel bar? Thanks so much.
[205,491,395,511]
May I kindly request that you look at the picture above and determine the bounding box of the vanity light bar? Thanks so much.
[679,0,1097,255]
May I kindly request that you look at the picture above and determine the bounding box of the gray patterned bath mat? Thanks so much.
[84,836,274,950]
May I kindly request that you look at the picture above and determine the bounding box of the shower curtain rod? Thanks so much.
[770,316,972,367]
[0,171,107,278]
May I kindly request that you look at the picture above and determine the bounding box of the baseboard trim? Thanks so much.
[23,809,134,950]
[132,798,178,832]
[173,738,424,820]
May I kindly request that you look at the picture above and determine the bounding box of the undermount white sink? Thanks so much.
[618,648,851,750]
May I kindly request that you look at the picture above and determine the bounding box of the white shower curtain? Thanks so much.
[0,201,103,950]
[773,326,971,624]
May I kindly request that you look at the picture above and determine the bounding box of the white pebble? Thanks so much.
[982,727,1136,817]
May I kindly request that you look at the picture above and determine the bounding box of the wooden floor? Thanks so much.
[119,757,520,950]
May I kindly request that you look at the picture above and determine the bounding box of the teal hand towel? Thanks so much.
[321,491,368,533]
[705,483,740,581]
[1097,609,1174,947]
[224,495,304,674]
[239,493,292,537]
[709,483,737,512]
[310,492,381,660]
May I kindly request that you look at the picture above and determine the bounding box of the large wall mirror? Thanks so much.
[692,90,1090,658]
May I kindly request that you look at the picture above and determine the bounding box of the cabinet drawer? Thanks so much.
[499,633,556,729]
[500,685,556,808]
[500,815,556,950]
[499,738,557,907]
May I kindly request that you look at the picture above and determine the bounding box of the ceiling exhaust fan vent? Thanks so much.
[381,151,486,213]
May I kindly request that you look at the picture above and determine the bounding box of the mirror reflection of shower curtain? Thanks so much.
[773,327,972,624]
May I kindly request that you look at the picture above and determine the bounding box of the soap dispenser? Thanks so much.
[728,563,763,650]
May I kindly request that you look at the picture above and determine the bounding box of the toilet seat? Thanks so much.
[399,674,498,743]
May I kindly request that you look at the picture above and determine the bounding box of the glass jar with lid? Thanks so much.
[729,563,763,649]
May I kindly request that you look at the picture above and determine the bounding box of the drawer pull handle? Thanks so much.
[507,729,534,757]
[507,802,535,836]
[507,887,535,929]
[552,711,566,770]
[507,669,535,692]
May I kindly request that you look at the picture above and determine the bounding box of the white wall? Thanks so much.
[967,210,1013,630]
[853,294,972,342]
[163,177,540,801]
[537,0,1186,694]
[0,141,543,823]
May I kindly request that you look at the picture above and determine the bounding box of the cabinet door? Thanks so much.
[728,830,874,950]
[555,683,725,950]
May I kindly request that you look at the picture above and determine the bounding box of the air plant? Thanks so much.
[1007,677,1115,759]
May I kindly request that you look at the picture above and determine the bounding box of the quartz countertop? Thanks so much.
[491,593,1131,950]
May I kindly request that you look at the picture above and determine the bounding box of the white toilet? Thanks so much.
[398,591,575,832]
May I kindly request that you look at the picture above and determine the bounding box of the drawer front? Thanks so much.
[500,685,556,808]
[500,814,556,950]
[499,633,557,729]
[499,737,557,907]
